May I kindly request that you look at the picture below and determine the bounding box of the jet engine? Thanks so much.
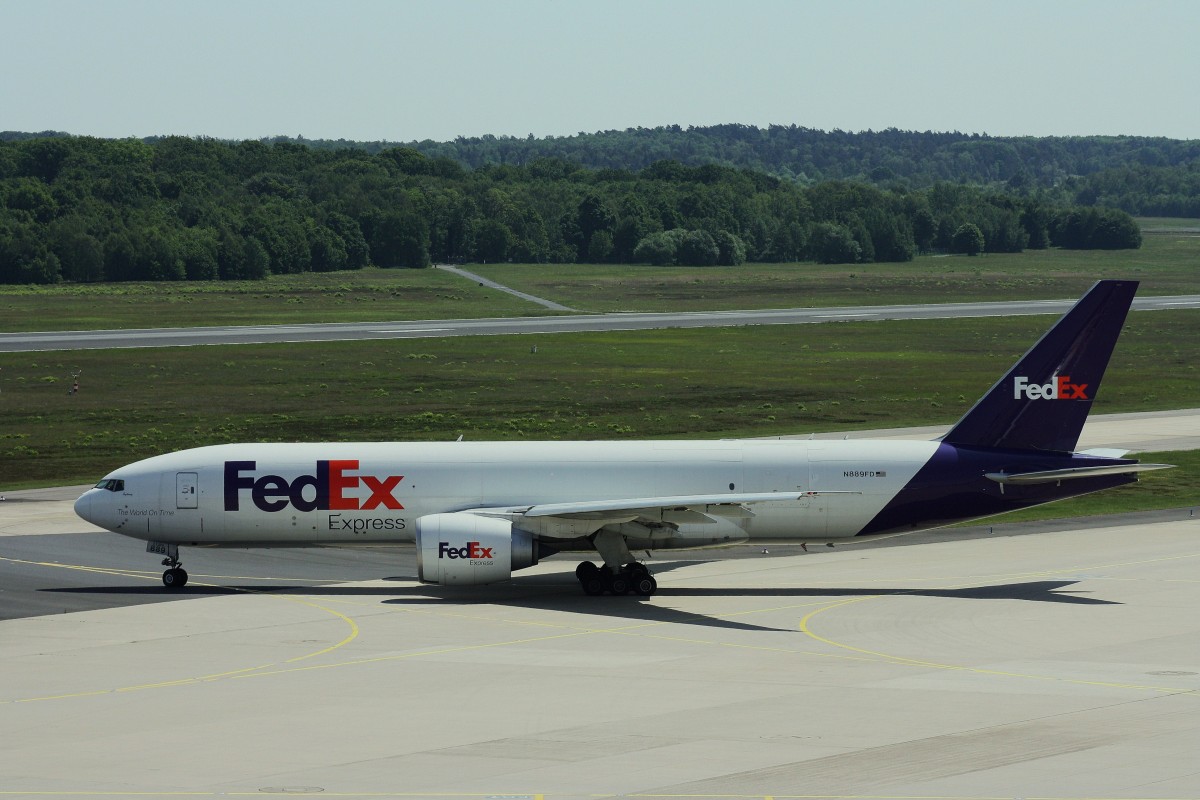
[415,513,539,585]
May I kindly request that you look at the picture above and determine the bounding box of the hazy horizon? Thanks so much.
[3,0,1198,143]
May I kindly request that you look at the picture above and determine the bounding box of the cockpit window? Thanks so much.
[95,479,125,492]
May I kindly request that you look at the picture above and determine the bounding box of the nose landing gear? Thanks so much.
[157,543,188,588]
[162,564,188,588]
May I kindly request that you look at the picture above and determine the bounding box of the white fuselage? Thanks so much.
[75,439,939,548]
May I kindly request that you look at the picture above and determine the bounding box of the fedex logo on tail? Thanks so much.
[1013,376,1089,401]
[224,460,404,512]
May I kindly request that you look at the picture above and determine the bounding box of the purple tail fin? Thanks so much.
[943,280,1138,453]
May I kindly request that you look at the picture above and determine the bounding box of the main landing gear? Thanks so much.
[575,561,657,597]
[160,548,188,589]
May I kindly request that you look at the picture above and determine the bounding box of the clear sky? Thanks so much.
[3,0,1197,142]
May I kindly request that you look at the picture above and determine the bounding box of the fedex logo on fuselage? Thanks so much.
[1013,376,1089,401]
[224,460,404,513]
[438,541,493,560]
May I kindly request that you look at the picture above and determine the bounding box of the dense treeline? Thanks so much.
[399,126,1200,188]
[8,125,1200,218]
[0,135,1141,284]
[255,126,1200,216]
[1074,163,1200,217]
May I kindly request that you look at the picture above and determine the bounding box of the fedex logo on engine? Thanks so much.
[438,541,494,560]
[1013,376,1089,401]
[224,460,404,512]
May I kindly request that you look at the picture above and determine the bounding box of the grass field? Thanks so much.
[1137,216,1200,232]
[2,309,1196,488]
[469,234,1200,313]
[1,228,1197,332]
[0,268,553,333]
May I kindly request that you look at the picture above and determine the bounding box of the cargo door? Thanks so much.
[805,448,829,536]
[177,472,198,509]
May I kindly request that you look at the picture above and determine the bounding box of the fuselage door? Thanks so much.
[176,472,198,509]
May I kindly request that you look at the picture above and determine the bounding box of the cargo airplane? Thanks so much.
[75,280,1169,596]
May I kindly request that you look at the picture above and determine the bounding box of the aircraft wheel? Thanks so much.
[581,575,605,596]
[163,567,188,589]
[575,561,599,580]
[608,574,630,595]
[632,574,657,596]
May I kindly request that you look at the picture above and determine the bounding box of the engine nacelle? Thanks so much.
[415,513,538,585]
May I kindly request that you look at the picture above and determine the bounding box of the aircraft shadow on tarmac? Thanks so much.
[649,580,1119,604]
[43,555,1116,635]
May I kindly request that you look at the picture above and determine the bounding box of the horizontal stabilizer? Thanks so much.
[1076,448,1132,459]
[985,463,1173,485]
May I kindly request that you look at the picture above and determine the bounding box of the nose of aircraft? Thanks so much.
[74,490,95,525]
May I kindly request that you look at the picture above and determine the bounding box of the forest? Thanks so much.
[0,132,1146,284]
[258,125,1200,218]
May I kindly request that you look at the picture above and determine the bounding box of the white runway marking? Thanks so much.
[370,328,451,333]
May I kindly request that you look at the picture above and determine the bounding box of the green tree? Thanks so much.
[587,230,614,263]
[176,226,219,281]
[577,193,616,235]
[309,225,349,272]
[18,137,72,182]
[371,210,430,268]
[475,219,512,263]
[1092,209,1142,249]
[214,229,268,280]
[952,223,985,256]
[574,193,616,259]
[715,231,746,266]
[762,221,807,262]
[864,210,915,262]
[102,230,138,281]
[239,235,271,279]
[612,194,656,262]
[326,212,370,268]
[633,230,681,265]
[2,177,58,222]
[48,217,104,282]
[0,220,61,283]
[509,209,549,263]
[1020,201,1052,249]
[809,222,861,264]
[676,230,719,266]
[911,207,937,253]
[1052,207,1141,249]
[379,147,430,175]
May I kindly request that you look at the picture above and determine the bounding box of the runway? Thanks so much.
[2,409,1199,798]
[4,293,1199,352]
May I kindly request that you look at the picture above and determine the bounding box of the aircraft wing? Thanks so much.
[462,491,850,539]
[522,492,813,517]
